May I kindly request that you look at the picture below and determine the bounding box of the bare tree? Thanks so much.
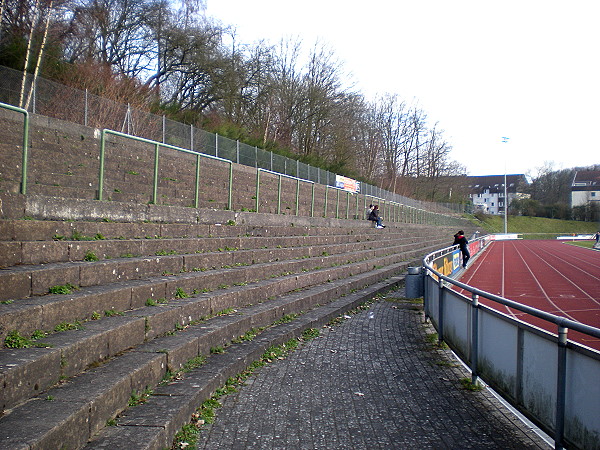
[18,0,40,107]
[65,0,162,79]
[23,0,54,109]
[264,37,303,148]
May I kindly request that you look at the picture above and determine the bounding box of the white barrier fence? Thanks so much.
[422,239,600,450]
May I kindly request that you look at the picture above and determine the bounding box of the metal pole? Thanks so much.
[502,136,509,234]
[555,326,568,450]
[98,130,106,200]
[438,278,445,344]
[227,162,233,211]
[346,191,350,219]
[84,89,88,127]
[423,267,430,322]
[504,171,508,233]
[296,179,300,216]
[152,143,160,204]
[277,174,282,214]
[255,169,260,212]
[194,155,200,208]
[470,294,480,384]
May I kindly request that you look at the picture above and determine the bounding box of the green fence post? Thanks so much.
[324,186,328,218]
[296,178,300,216]
[20,112,29,195]
[255,169,260,212]
[227,162,233,210]
[277,174,282,214]
[98,130,106,200]
[194,154,200,208]
[0,103,29,195]
[345,192,349,219]
[311,183,315,218]
[152,143,160,204]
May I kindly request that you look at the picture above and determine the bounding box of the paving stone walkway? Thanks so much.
[195,293,551,449]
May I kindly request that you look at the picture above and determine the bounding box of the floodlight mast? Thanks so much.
[502,137,510,234]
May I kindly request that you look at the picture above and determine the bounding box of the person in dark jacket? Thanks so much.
[368,205,385,228]
[453,230,470,268]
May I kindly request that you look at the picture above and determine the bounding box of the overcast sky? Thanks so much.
[205,0,598,177]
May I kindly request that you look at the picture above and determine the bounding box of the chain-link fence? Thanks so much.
[0,65,470,215]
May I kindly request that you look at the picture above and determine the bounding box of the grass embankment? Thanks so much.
[468,214,599,240]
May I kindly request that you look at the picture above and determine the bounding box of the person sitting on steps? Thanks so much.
[368,205,385,228]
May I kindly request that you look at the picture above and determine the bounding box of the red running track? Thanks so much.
[457,240,600,351]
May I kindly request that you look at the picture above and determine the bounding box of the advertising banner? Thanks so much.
[431,250,460,278]
[335,175,360,193]
[429,237,490,279]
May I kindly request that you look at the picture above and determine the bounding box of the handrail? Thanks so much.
[0,102,29,194]
[422,240,600,449]
[255,168,314,216]
[99,129,234,209]
[423,244,600,339]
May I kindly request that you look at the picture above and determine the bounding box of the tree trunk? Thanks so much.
[19,0,40,109]
[24,0,53,111]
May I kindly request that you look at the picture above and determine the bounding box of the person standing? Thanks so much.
[453,230,470,268]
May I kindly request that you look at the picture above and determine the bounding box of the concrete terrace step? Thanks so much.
[0,264,406,450]
[0,231,429,302]
[0,217,449,266]
[0,236,446,408]
[0,235,446,342]
[0,109,477,450]
[0,225,427,267]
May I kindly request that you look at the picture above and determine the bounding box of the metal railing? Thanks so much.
[0,102,29,195]
[255,169,315,216]
[0,65,470,216]
[422,241,600,450]
[1,99,469,227]
[100,129,233,210]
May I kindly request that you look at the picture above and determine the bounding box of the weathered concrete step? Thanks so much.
[85,274,402,450]
[27,183,99,201]
[0,262,406,450]
[1,193,465,235]
[0,224,411,267]
[0,233,427,301]
[0,216,418,242]
[0,239,434,415]
[0,237,438,344]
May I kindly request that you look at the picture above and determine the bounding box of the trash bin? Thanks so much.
[405,266,424,298]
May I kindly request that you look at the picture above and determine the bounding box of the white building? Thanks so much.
[571,170,600,207]
[468,174,528,215]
